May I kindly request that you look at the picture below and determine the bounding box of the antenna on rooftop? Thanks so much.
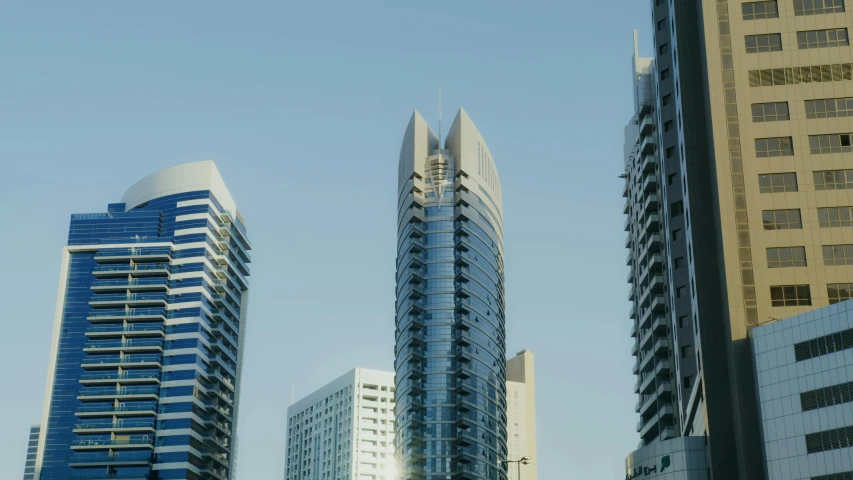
[438,84,442,146]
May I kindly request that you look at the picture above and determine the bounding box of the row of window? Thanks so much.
[765,282,853,307]
[794,327,853,360]
[812,471,853,480]
[746,29,849,53]
[743,0,844,20]
[749,62,853,87]
[800,380,853,411]
[753,98,853,121]
[755,135,853,156]
[805,425,853,453]
[762,207,853,229]
[759,170,853,192]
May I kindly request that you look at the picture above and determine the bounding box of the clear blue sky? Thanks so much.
[0,1,652,478]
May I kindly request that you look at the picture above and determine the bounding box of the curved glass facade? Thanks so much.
[395,110,507,480]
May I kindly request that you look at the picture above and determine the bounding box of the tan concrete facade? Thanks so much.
[664,1,853,478]
[505,350,537,480]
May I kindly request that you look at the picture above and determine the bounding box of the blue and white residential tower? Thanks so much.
[395,109,507,480]
[34,161,251,480]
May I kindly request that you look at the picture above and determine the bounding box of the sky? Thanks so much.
[0,1,652,478]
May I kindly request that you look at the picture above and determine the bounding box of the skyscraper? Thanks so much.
[284,368,396,480]
[34,160,250,480]
[23,425,40,480]
[395,108,507,480]
[623,2,853,478]
[505,351,536,480]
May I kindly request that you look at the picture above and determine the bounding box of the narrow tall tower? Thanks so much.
[395,109,507,480]
[34,160,251,480]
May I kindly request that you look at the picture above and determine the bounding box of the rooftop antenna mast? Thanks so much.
[438,84,442,149]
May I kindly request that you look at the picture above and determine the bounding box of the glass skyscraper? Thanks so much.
[33,160,250,480]
[395,108,507,480]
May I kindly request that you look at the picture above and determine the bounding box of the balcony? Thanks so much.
[652,315,667,333]
[624,215,632,232]
[80,356,162,370]
[77,386,159,402]
[83,339,163,354]
[660,426,677,441]
[655,360,671,376]
[639,373,656,395]
[643,194,659,213]
[71,437,154,450]
[639,351,655,373]
[640,135,655,155]
[68,450,153,467]
[637,394,658,417]
[622,180,630,198]
[79,372,160,386]
[656,382,673,398]
[72,420,155,434]
[648,274,665,293]
[91,278,168,293]
[639,328,654,352]
[94,248,171,263]
[623,196,631,215]
[640,115,654,135]
[644,214,660,232]
[75,404,157,418]
[87,308,166,323]
[642,174,658,193]
[653,338,670,355]
[631,341,639,356]
[86,324,164,338]
[646,233,661,250]
[92,263,169,277]
[629,305,637,321]
[641,153,656,173]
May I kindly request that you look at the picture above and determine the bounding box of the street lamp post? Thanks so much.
[501,456,532,480]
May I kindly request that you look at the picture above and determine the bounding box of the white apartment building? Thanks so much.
[506,350,537,480]
[285,369,396,480]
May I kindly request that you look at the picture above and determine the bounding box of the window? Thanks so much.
[674,257,684,269]
[762,209,802,229]
[823,245,853,265]
[770,285,812,306]
[751,102,790,122]
[795,327,853,361]
[668,173,677,185]
[805,97,853,118]
[657,19,666,31]
[811,133,853,153]
[758,173,798,192]
[801,381,853,411]
[818,207,853,227]
[671,200,684,217]
[766,246,807,267]
[748,62,853,87]
[815,170,853,190]
[665,120,674,132]
[659,43,669,55]
[743,0,779,19]
[662,94,672,106]
[755,137,794,157]
[794,0,845,16]
[681,345,690,358]
[805,426,853,453]
[746,33,783,52]
[828,283,853,304]
[666,146,675,158]
[683,376,693,388]
[672,228,681,241]
[661,68,670,80]
[797,28,849,49]
[677,286,687,298]
[678,314,688,328]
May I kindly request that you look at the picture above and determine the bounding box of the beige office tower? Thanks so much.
[505,350,537,480]
[623,1,853,479]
